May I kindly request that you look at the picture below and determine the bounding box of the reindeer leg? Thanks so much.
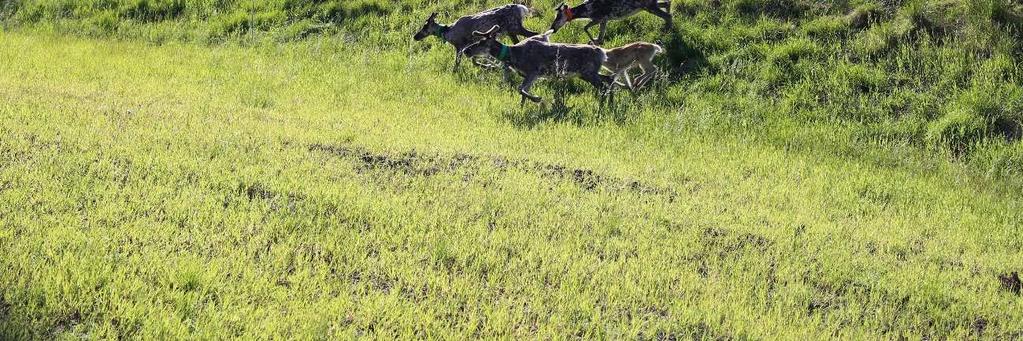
[582,72,611,105]
[514,24,540,39]
[583,21,602,45]
[503,64,516,87]
[636,62,658,89]
[634,72,650,90]
[645,5,674,31]
[636,73,653,90]
[519,75,541,105]
[612,72,629,88]
[596,22,607,46]
[475,55,505,69]
[622,69,635,91]
[602,66,626,88]
[472,56,488,68]
[453,47,463,71]
[630,65,646,90]
[604,74,618,105]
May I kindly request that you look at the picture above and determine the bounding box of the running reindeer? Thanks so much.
[413,5,538,70]
[550,0,673,45]
[462,25,615,106]
[602,42,663,90]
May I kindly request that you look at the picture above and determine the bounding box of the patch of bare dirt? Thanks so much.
[49,311,82,336]
[0,293,9,319]
[999,272,1022,295]
[237,182,305,213]
[308,143,679,201]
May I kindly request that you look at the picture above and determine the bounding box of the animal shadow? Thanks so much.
[500,83,630,128]
[501,87,582,128]
[660,28,710,81]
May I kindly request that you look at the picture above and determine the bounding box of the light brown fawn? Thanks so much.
[602,42,663,90]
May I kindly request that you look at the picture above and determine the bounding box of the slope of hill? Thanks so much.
[4,0,1022,179]
[1,0,1022,339]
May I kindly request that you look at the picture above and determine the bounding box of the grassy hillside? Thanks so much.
[4,0,1023,179]
[1,0,1022,339]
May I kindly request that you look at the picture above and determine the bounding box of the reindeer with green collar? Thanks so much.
[462,25,615,106]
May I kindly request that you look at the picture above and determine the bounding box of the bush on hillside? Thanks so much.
[121,0,185,22]
[928,79,1023,152]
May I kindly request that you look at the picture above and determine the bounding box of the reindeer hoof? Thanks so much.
[529,96,542,103]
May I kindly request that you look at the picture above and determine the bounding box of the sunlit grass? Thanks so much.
[2,0,1023,338]
[0,28,1021,338]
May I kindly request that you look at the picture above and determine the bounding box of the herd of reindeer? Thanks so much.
[413,0,674,105]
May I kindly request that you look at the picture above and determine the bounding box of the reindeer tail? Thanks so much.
[653,44,665,55]
[515,4,533,18]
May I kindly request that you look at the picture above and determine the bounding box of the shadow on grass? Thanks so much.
[293,1,391,27]
[500,83,633,129]
[662,30,710,81]
[451,58,515,87]
[443,56,640,129]
[0,292,33,340]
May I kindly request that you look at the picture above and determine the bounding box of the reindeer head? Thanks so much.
[550,3,574,33]
[461,25,504,59]
[413,13,443,41]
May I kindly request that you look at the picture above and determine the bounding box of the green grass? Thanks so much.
[1,0,1023,339]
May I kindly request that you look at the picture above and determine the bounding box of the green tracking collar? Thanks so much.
[497,45,511,62]
[434,26,449,40]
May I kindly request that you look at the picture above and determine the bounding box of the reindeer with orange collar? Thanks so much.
[550,0,673,46]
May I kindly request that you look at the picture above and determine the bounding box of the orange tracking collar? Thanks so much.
[564,7,575,20]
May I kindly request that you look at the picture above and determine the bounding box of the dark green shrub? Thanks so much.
[119,0,185,22]
[90,9,119,32]
[926,109,986,154]
[928,79,1023,153]
[727,0,810,19]
[803,15,850,37]
[212,8,285,35]
[846,3,882,29]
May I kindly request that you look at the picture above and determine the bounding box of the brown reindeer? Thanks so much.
[462,25,615,105]
[413,5,538,70]
[550,0,672,45]
[602,42,663,90]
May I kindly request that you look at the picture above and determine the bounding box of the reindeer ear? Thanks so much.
[428,12,438,21]
[556,2,565,9]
